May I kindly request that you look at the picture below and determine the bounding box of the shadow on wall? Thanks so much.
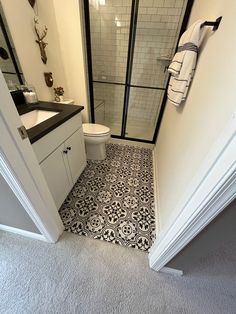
[0,173,40,234]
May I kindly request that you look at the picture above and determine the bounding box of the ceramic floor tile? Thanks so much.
[59,143,156,252]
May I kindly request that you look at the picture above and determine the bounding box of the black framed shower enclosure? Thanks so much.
[83,0,194,144]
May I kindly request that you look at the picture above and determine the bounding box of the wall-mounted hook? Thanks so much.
[200,16,222,31]
[44,72,53,87]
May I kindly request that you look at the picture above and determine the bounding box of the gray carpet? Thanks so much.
[0,231,236,314]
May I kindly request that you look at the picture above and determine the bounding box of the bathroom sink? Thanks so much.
[20,109,59,130]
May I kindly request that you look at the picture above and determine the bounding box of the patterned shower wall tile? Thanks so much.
[59,144,156,252]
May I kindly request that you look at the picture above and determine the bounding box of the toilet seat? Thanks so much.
[83,123,110,137]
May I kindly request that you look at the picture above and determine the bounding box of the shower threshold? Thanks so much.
[105,122,154,141]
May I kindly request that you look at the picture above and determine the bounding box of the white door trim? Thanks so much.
[0,224,47,242]
[0,72,64,242]
[0,150,55,241]
[149,110,236,271]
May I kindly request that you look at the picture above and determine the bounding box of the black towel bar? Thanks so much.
[201,16,222,31]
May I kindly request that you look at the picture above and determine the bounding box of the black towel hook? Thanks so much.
[200,16,222,31]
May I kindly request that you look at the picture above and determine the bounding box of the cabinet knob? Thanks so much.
[63,150,68,154]
[67,146,71,150]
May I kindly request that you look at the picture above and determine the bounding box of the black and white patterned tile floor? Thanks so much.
[59,143,156,252]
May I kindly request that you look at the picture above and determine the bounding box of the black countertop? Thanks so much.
[17,101,84,144]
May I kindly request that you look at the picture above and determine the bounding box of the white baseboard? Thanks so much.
[160,267,183,276]
[109,138,154,149]
[0,224,47,242]
[152,146,161,233]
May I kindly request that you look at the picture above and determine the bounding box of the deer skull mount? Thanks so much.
[34,17,48,64]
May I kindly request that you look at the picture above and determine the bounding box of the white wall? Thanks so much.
[35,0,69,99]
[0,0,53,100]
[0,173,40,233]
[1,0,90,121]
[154,0,236,230]
[52,0,90,122]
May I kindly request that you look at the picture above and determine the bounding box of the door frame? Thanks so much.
[0,72,64,242]
[1,66,236,270]
[149,109,236,271]
[83,0,195,144]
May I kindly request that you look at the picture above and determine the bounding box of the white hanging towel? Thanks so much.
[167,20,206,106]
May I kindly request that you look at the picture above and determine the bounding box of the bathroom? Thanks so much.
[0,0,234,259]
[0,0,190,251]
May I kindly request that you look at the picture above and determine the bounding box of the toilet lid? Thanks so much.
[83,123,110,136]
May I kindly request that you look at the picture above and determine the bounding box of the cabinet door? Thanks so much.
[40,143,72,209]
[65,127,86,184]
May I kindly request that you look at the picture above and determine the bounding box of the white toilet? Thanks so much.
[83,123,110,160]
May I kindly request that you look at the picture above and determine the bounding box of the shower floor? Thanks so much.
[98,121,154,141]
[59,143,156,252]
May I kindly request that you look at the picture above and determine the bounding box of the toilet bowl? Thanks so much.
[83,123,110,160]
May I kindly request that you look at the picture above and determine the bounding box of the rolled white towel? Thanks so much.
[167,20,206,106]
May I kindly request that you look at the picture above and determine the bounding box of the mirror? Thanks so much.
[0,6,25,88]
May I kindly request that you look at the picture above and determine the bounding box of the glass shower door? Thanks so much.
[125,0,188,141]
[88,0,132,136]
[85,0,193,142]
[125,87,165,140]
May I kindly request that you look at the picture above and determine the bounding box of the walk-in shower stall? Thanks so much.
[84,0,194,143]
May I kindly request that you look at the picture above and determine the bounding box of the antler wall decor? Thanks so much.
[34,17,48,64]
[28,0,36,8]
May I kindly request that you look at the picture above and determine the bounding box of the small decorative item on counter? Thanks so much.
[54,86,64,102]
[20,84,38,104]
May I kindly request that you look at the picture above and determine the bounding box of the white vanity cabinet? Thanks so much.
[40,142,72,209]
[32,112,86,209]
[64,127,86,184]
